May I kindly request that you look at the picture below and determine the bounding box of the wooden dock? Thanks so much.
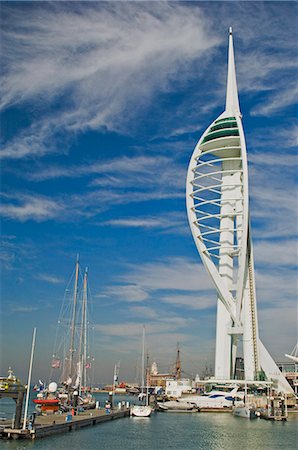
[0,407,130,440]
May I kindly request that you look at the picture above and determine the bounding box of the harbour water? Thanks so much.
[1,394,297,450]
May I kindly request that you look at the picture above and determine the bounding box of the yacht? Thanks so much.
[179,387,241,409]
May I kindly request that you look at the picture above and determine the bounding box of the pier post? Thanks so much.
[14,391,25,429]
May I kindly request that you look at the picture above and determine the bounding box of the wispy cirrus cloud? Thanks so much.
[254,240,297,268]
[119,257,213,293]
[8,305,40,314]
[1,193,63,222]
[36,273,64,284]
[1,2,218,159]
[102,218,166,229]
[251,83,298,116]
[162,294,215,311]
[1,3,215,112]
[101,258,215,312]
[103,285,149,303]
[95,315,197,340]
[27,155,185,187]
[0,186,184,223]
[129,306,159,320]
[99,211,188,235]
[1,152,188,223]
[1,2,297,163]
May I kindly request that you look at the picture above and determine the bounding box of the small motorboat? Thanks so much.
[157,400,199,412]
[233,404,259,419]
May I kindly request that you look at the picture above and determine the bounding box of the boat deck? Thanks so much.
[0,407,130,440]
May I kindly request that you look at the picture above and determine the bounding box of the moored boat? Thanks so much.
[131,327,152,418]
[232,382,259,418]
[131,405,152,417]
[180,386,241,409]
[33,257,96,413]
[233,405,259,419]
[156,400,199,412]
[33,398,60,413]
[0,368,25,393]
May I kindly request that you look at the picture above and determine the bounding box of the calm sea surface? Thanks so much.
[1,393,297,450]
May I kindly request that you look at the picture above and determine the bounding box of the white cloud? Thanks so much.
[21,155,187,224]
[99,211,188,235]
[129,306,159,320]
[104,285,149,303]
[258,305,298,361]
[0,193,62,222]
[162,294,215,311]
[120,258,214,292]
[254,240,297,268]
[101,258,215,313]
[103,218,166,229]
[248,146,297,241]
[8,305,40,314]
[251,83,298,116]
[1,2,297,161]
[255,269,297,308]
[1,2,218,159]
[36,273,64,284]
[0,187,183,223]
[95,318,193,338]
[28,155,186,192]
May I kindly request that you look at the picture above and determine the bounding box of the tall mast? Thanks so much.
[78,266,87,393]
[146,352,150,388]
[176,343,181,381]
[225,27,240,116]
[83,267,88,389]
[141,326,145,395]
[69,254,79,380]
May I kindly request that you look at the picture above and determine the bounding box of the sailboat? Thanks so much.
[34,256,95,412]
[131,327,152,417]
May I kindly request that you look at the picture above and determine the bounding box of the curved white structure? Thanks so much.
[186,28,293,394]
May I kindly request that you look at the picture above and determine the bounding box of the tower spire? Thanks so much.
[225,27,240,115]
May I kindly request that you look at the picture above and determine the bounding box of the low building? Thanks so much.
[148,361,174,389]
[277,362,298,397]
[165,379,193,398]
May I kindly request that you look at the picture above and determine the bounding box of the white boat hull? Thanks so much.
[233,406,257,419]
[180,387,243,409]
[131,405,152,417]
[157,401,198,412]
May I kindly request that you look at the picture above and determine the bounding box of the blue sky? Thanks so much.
[1,1,297,384]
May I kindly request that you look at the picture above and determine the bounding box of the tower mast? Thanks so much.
[225,27,240,116]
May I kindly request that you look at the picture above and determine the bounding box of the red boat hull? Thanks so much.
[33,398,60,412]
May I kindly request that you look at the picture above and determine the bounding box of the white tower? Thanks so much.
[186,28,293,393]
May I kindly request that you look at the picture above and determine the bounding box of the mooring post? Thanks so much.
[14,391,25,429]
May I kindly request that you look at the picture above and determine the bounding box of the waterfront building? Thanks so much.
[148,361,175,389]
[165,379,193,398]
[186,29,293,394]
[277,362,298,397]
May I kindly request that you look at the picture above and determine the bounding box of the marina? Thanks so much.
[1,3,297,449]
[1,30,297,446]
[0,405,129,440]
[0,395,297,449]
